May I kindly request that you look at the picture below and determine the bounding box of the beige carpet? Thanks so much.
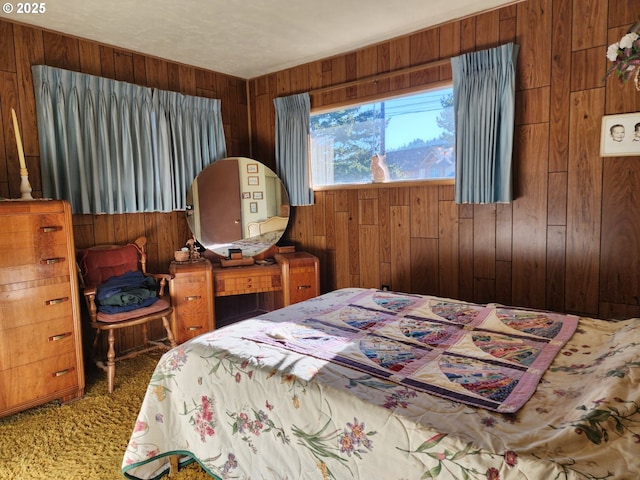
[0,352,212,480]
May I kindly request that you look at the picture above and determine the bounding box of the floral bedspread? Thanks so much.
[123,288,640,480]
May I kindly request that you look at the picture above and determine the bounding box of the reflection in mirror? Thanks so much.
[186,157,290,258]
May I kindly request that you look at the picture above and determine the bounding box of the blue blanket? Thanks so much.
[96,270,158,314]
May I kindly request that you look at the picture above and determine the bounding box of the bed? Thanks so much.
[122,288,640,479]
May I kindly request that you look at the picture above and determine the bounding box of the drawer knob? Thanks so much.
[49,332,72,342]
[185,295,201,301]
[186,325,203,331]
[41,257,65,265]
[46,297,69,305]
[40,226,62,233]
[297,285,311,290]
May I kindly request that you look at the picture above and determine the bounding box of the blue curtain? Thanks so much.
[273,92,313,206]
[32,65,226,214]
[451,43,519,204]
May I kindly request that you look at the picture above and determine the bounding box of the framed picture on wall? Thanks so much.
[249,202,258,213]
[247,163,258,173]
[241,192,251,199]
[253,191,263,199]
[600,112,640,157]
[248,176,259,186]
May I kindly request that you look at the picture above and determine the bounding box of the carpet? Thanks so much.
[0,352,212,480]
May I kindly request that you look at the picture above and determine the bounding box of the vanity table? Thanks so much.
[171,157,320,340]
[170,252,319,338]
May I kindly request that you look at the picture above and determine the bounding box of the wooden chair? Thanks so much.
[78,236,176,393]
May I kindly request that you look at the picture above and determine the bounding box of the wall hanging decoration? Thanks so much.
[605,21,640,90]
[600,112,640,157]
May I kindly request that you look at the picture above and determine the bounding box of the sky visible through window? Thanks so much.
[384,89,449,149]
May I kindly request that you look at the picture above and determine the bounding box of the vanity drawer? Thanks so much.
[289,267,319,304]
[169,260,214,344]
[215,274,282,295]
[274,252,320,306]
[213,264,282,296]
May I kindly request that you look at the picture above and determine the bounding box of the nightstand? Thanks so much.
[169,259,215,344]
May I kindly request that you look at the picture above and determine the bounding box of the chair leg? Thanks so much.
[162,316,177,348]
[107,329,116,394]
[91,329,101,362]
[142,323,149,346]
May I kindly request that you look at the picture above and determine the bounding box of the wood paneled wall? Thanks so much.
[1,0,639,323]
[249,0,640,319]
[0,19,250,272]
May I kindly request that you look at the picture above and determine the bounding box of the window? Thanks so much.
[310,85,455,187]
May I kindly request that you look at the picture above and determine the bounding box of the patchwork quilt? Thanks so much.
[248,289,578,412]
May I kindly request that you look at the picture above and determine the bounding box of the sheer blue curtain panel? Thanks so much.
[32,65,226,214]
[451,43,519,204]
[273,92,313,206]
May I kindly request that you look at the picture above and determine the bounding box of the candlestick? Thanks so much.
[11,108,27,171]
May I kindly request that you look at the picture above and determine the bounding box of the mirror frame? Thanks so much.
[186,157,290,259]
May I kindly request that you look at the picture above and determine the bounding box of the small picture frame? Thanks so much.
[248,176,259,186]
[241,192,251,199]
[247,163,258,173]
[249,201,258,213]
[253,191,263,200]
[600,112,640,157]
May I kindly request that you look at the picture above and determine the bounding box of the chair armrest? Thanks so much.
[149,273,172,297]
[83,285,98,322]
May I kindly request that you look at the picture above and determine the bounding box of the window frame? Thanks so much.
[309,81,455,191]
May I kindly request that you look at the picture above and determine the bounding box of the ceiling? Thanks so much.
[1,0,519,79]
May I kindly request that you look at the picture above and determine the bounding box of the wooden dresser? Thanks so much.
[0,200,85,417]
[169,259,215,344]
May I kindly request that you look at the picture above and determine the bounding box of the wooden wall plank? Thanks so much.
[600,158,640,307]
[516,0,552,90]
[390,205,411,292]
[548,0,571,173]
[410,237,438,294]
[565,88,604,315]
[438,198,459,299]
[473,205,496,281]
[512,124,548,309]
[359,224,380,288]
[410,186,439,239]
[334,211,350,288]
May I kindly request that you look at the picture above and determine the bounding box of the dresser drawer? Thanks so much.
[0,351,79,410]
[176,314,210,342]
[289,267,319,304]
[0,281,73,330]
[0,212,68,251]
[0,242,71,284]
[0,316,76,371]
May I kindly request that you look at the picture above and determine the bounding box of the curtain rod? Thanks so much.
[309,57,451,96]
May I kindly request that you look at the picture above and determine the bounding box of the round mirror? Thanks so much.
[186,157,290,258]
